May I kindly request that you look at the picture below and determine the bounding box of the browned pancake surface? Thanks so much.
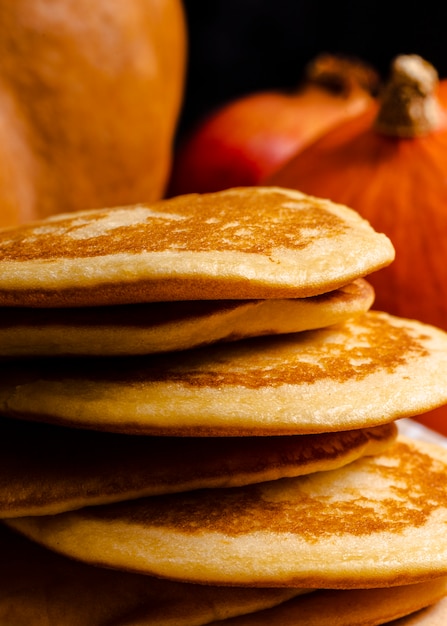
[0,312,446,435]
[0,187,394,306]
[7,437,447,588]
[0,418,396,517]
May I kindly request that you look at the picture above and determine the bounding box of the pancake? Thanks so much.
[0,279,374,357]
[0,524,306,626]
[207,578,447,625]
[6,436,447,588]
[0,418,396,518]
[389,595,447,625]
[0,186,394,307]
[1,311,447,435]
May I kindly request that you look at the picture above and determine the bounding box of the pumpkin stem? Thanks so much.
[304,53,380,97]
[374,54,443,137]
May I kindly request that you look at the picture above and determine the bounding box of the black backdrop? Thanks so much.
[177,1,447,139]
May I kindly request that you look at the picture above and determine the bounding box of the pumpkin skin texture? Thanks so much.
[168,55,379,196]
[267,56,447,434]
[0,0,187,227]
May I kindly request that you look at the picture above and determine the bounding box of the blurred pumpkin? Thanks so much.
[267,54,447,435]
[168,54,379,196]
[0,0,187,227]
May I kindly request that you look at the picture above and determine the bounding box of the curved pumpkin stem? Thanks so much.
[374,54,443,137]
[305,53,380,97]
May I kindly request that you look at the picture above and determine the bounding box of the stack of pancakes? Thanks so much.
[1,186,447,625]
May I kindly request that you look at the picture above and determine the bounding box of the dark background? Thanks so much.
[177,1,447,139]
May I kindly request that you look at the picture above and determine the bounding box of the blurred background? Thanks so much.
[178,0,447,138]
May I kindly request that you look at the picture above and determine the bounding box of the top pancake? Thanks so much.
[0,186,394,307]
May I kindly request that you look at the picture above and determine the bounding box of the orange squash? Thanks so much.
[267,54,447,435]
[168,54,379,196]
[0,0,187,227]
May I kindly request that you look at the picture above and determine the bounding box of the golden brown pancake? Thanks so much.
[207,578,447,625]
[0,279,374,357]
[1,311,447,435]
[0,418,396,517]
[0,187,394,307]
[389,596,447,625]
[6,436,447,588]
[0,524,306,626]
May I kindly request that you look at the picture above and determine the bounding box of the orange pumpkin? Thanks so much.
[168,54,379,196]
[0,0,187,227]
[267,54,447,435]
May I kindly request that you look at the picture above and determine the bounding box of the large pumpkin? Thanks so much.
[0,0,187,227]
